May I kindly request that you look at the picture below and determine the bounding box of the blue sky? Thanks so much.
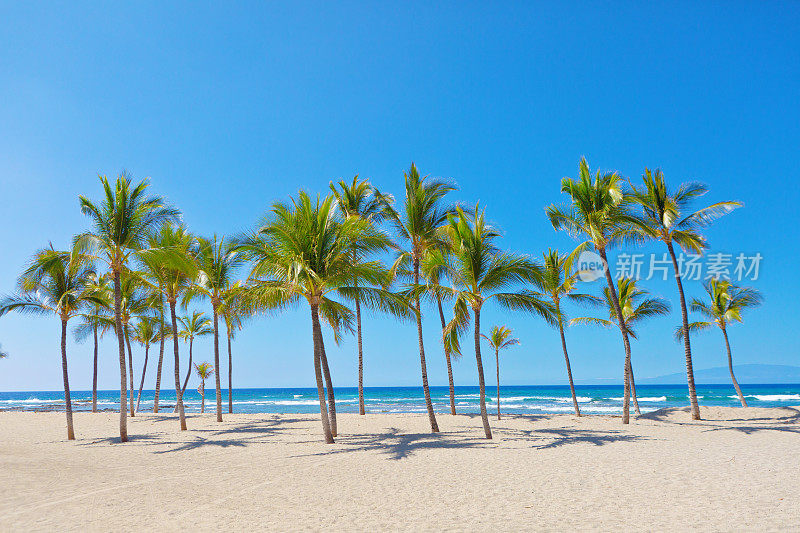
[1,2,798,391]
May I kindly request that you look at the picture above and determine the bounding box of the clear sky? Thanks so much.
[1,2,798,391]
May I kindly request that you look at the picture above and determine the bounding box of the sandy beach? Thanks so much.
[0,407,798,531]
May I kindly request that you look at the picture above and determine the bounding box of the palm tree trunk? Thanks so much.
[666,240,701,420]
[319,334,337,437]
[356,296,365,415]
[212,306,223,422]
[153,295,165,413]
[227,325,233,414]
[495,347,501,421]
[200,382,205,413]
[125,328,135,417]
[92,322,98,413]
[169,300,187,430]
[113,269,128,442]
[628,361,641,415]
[310,303,334,444]
[180,338,192,398]
[722,325,747,407]
[473,307,492,439]
[413,257,439,433]
[61,319,75,440]
[556,301,581,416]
[598,248,633,424]
[136,342,149,411]
[437,296,456,415]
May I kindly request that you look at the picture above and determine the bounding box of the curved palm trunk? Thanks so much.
[113,270,128,442]
[310,304,334,444]
[413,258,439,432]
[153,296,165,413]
[667,240,701,420]
[473,308,492,439]
[495,347,501,421]
[227,326,233,414]
[598,249,633,424]
[722,325,747,407]
[356,296,365,415]
[91,322,98,413]
[212,307,223,422]
[437,296,456,415]
[319,335,337,437]
[125,329,135,417]
[628,361,641,415]
[136,342,149,411]
[60,319,75,440]
[169,300,187,430]
[179,338,193,400]
[556,301,581,416]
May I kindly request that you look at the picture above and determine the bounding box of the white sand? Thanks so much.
[0,406,798,531]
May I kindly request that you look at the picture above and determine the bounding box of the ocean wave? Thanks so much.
[639,396,667,402]
[741,394,800,401]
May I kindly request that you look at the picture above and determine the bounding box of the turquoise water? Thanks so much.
[1,384,798,414]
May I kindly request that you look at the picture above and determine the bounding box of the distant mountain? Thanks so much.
[638,364,800,384]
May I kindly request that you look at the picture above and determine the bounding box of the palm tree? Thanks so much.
[330,175,387,416]
[219,283,245,414]
[194,362,214,413]
[678,279,762,407]
[571,277,670,414]
[0,244,101,440]
[420,248,459,415]
[177,311,213,398]
[480,326,519,420]
[241,192,408,443]
[118,273,150,417]
[440,206,554,439]
[186,235,242,422]
[131,316,158,411]
[526,249,597,416]
[139,238,170,413]
[74,272,112,412]
[547,158,642,424]
[376,163,460,433]
[631,169,741,420]
[77,173,179,442]
[139,223,198,431]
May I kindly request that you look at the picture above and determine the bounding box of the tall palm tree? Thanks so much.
[440,206,554,439]
[0,244,101,440]
[77,173,179,442]
[526,249,597,416]
[194,362,214,413]
[631,169,742,420]
[118,273,150,417]
[186,235,242,422]
[547,158,643,424]
[138,238,170,413]
[571,277,670,415]
[139,223,198,431]
[241,192,408,443]
[177,311,213,398]
[330,175,387,416]
[481,325,519,420]
[131,316,158,411]
[219,282,245,414]
[376,163,460,433]
[678,279,762,407]
[74,272,112,412]
[420,248,459,415]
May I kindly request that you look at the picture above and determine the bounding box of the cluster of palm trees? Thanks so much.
[0,159,761,445]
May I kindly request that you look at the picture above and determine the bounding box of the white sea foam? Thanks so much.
[742,394,800,401]
[638,396,667,402]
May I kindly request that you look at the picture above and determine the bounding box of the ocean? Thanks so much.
[1,384,799,415]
